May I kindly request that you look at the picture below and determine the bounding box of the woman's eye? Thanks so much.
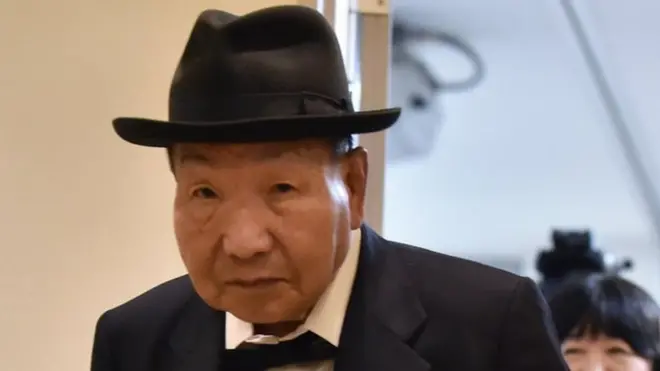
[606,346,631,355]
[563,347,585,356]
[191,187,218,199]
[272,183,296,194]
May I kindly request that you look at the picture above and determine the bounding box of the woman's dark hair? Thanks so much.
[547,274,660,360]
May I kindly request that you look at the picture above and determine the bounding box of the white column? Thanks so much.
[351,0,391,233]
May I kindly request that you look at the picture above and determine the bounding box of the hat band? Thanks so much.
[168,92,354,123]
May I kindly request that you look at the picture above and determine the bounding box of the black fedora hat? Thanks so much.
[113,6,401,147]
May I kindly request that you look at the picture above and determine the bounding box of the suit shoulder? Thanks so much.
[99,275,194,331]
[390,242,522,290]
[387,240,526,304]
[384,240,534,331]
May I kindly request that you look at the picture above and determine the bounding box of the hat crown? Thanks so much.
[169,6,351,122]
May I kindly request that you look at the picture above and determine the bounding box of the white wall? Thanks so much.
[383,0,660,300]
[0,1,302,370]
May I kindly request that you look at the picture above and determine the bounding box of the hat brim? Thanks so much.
[112,108,401,147]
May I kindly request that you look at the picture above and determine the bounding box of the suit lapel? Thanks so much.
[163,293,225,371]
[335,226,430,371]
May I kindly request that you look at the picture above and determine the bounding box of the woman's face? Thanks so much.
[562,333,652,371]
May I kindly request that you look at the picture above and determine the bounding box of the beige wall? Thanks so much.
[0,1,310,370]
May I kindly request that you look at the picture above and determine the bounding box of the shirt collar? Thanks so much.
[225,228,362,349]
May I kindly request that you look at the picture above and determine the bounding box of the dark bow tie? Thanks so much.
[223,331,337,371]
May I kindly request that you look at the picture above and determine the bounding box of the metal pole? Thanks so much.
[560,0,660,243]
[296,0,319,8]
[323,0,336,26]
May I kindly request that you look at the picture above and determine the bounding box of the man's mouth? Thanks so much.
[227,278,285,288]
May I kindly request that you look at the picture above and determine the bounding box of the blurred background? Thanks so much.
[384,0,660,294]
[1,0,659,370]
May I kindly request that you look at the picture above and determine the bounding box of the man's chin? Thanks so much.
[194,282,311,323]
[228,300,307,324]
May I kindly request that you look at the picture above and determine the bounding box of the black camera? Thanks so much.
[551,230,592,254]
[536,228,633,298]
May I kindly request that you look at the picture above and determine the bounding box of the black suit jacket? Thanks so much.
[91,226,568,371]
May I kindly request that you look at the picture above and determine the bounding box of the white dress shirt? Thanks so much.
[225,229,362,371]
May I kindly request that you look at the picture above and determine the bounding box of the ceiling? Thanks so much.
[392,0,563,40]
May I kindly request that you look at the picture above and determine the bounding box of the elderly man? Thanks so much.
[91,5,568,371]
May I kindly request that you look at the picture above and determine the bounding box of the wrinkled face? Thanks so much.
[562,333,652,371]
[171,140,367,324]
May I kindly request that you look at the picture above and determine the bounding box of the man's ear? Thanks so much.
[341,147,368,230]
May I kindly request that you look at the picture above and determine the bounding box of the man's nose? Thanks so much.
[222,207,273,260]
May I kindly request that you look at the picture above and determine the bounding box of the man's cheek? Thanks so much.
[175,211,224,265]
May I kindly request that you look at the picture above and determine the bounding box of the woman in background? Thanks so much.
[547,274,660,371]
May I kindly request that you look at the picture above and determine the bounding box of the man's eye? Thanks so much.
[191,187,218,199]
[272,183,296,194]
